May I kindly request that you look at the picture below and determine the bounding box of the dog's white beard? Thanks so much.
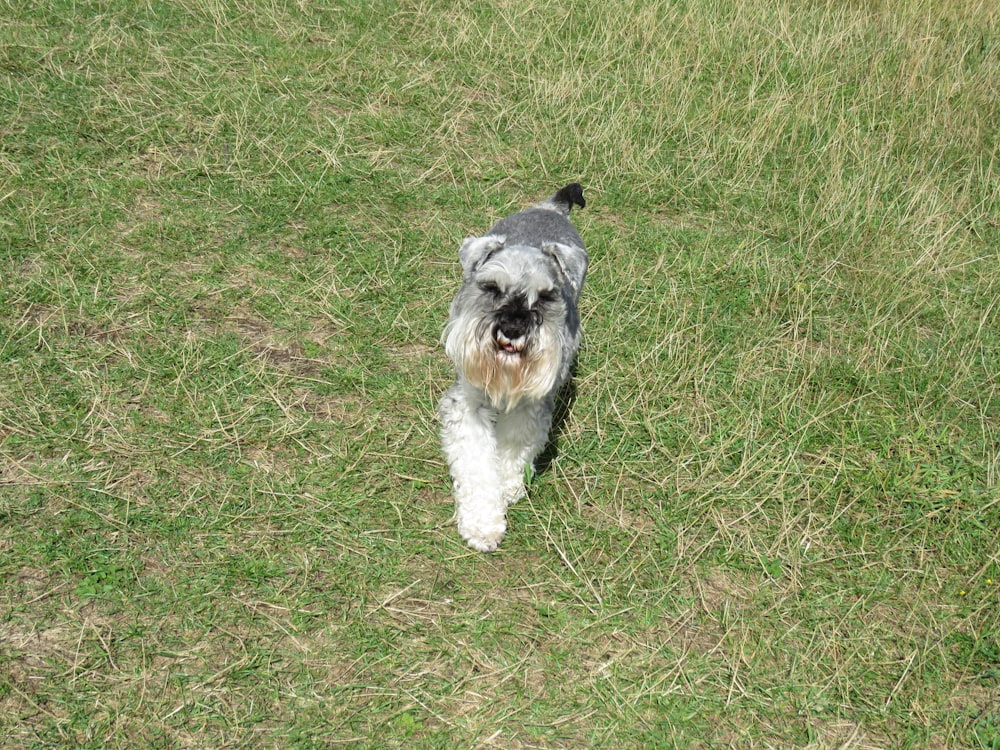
[445,315,562,411]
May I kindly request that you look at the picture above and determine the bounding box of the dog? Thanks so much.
[438,184,588,552]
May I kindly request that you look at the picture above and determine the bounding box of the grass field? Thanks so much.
[2,0,998,747]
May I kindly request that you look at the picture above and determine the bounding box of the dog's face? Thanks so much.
[444,235,586,410]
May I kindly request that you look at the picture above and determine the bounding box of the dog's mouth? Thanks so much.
[496,330,527,356]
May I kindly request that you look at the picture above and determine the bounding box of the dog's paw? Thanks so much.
[503,483,526,507]
[464,530,504,553]
[457,516,506,553]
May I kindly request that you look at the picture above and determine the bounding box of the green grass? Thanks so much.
[2,0,998,747]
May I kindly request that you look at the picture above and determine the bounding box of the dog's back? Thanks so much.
[487,183,585,250]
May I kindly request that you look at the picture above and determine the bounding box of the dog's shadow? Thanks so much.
[534,377,578,477]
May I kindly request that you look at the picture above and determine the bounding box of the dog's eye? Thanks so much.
[538,289,558,304]
[480,282,502,297]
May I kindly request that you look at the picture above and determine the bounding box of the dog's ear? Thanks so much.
[542,242,588,296]
[458,235,505,274]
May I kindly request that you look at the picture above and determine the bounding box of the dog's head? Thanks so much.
[444,234,587,410]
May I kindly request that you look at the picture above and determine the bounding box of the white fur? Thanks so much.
[439,371,559,552]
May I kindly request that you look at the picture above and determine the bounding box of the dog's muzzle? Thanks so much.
[495,306,534,355]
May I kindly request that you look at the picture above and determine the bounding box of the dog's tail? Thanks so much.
[543,183,585,215]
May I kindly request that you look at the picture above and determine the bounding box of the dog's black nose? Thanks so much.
[497,307,531,339]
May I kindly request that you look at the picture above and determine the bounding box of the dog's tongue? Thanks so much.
[497,331,522,353]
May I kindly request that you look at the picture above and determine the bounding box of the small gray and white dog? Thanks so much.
[439,184,588,552]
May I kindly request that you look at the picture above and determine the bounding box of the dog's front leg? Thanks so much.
[439,385,507,552]
[495,400,553,507]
